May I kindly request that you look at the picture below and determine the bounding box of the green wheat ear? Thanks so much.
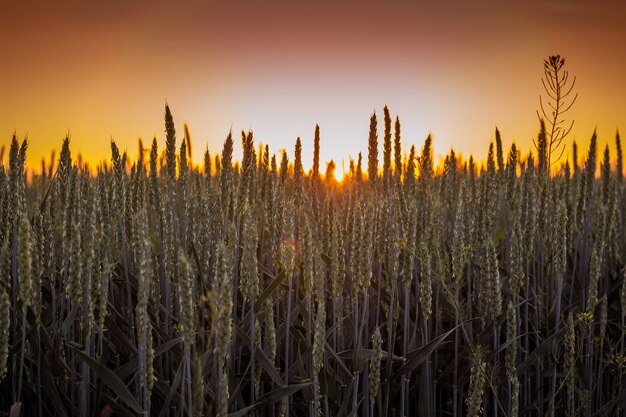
[466,345,487,417]
[369,326,383,405]
[17,215,33,312]
[0,231,10,381]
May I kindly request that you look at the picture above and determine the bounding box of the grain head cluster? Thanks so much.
[0,104,625,417]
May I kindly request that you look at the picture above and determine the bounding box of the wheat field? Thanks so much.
[0,102,625,417]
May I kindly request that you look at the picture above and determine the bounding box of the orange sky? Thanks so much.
[1,0,625,172]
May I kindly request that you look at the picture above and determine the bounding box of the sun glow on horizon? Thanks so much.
[333,164,344,183]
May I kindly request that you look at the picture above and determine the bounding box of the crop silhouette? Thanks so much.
[0,57,625,417]
[537,54,578,169]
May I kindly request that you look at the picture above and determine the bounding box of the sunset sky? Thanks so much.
[1,0,625,172]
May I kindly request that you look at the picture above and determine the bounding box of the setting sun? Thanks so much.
[333,166,344,183]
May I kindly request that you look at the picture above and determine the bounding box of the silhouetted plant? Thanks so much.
[394,116,402,180]
[367,112,378,182]
[537,54,578,170]
[313,124,320,180]
[383,105,392,186]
